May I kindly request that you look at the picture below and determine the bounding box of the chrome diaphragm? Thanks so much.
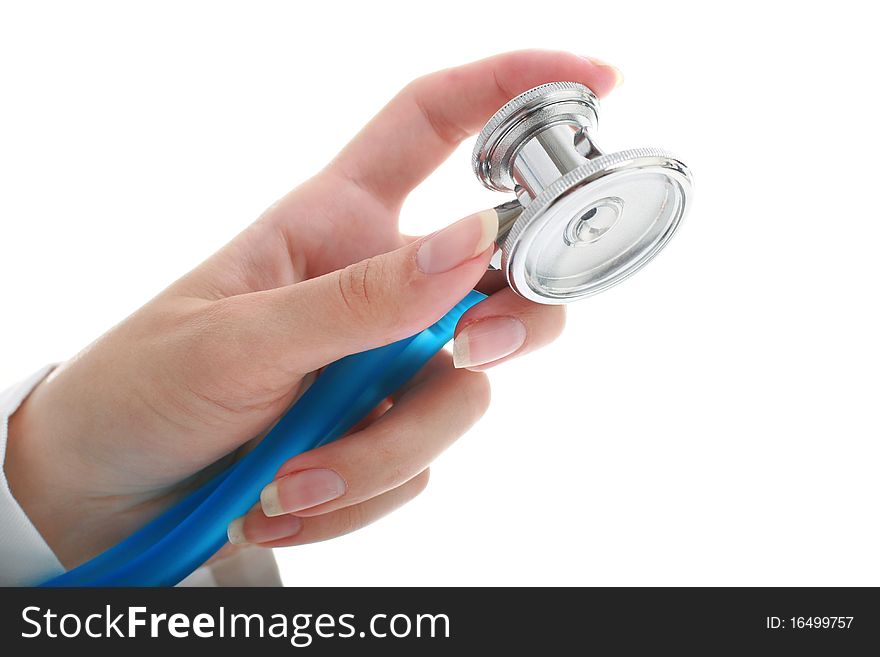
[473,82,692,304]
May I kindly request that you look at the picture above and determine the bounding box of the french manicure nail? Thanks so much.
[453,317,527,369]
[416,210,498,274]
[261,468,347,517]
[582,56,624,88]
[227,517,248,545]
[227,514,304,545]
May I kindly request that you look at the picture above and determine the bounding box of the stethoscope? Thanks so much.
[42,82,693,586]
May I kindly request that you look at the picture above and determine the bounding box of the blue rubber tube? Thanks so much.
[42,290,486,586]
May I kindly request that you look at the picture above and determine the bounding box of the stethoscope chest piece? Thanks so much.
[473,82,693,303]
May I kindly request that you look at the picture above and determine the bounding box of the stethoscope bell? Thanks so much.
[473,82,693,304]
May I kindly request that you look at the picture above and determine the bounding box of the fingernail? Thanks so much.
[416,210,498,274]
[582,56,624,88]
[261,468,347,517]
[227,514,304,545]
[227,517,248,545]
[453,317,527,369]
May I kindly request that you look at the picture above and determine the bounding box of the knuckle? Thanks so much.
[373,441,410,492]
[405,72,468,146]
[337,258,379,319]
[403,73,434,97]
[337,503,367,537]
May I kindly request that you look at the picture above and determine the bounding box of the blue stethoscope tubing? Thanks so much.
[41,290,487,586]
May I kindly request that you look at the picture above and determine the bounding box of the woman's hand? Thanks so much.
[5,50,621,568]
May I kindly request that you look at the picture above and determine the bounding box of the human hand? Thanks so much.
[6,50,622,568]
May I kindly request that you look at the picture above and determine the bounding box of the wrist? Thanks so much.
[5,373,92,567]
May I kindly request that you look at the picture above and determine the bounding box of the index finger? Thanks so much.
[327,49,622,209]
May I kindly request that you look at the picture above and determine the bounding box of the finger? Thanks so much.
[452,286,566,371]
[328,50,622,208]
[345,396,393,435]
[220,210,497,374]
[228,470,430,547]
[256,357,490,518]
[389,347,455,399]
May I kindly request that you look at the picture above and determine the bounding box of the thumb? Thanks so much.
[227,210,498,374]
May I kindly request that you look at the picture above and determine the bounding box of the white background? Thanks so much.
[1,1,877,586]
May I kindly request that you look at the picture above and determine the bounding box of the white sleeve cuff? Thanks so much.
[0,365,65,586]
